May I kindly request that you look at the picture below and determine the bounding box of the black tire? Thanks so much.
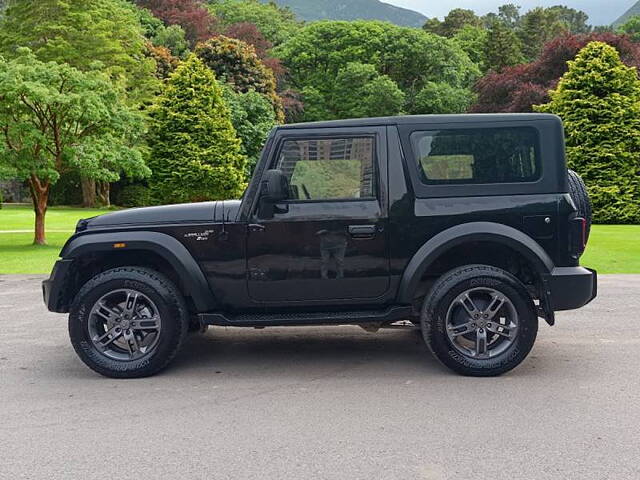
[69,267,189,378]
[421,265,538,377]
[567,169,592,245]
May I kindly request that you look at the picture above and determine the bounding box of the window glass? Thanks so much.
[411,127,540,185]
[276,137,375,200]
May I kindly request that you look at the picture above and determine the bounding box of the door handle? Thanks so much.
[348,224,376,239]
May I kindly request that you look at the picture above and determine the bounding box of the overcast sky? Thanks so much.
[385,0,637,26]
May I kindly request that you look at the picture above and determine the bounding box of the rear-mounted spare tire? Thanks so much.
[567,169,592,245]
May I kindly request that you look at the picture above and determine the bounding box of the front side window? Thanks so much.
[276,137,375,200]
[411,127,540,185]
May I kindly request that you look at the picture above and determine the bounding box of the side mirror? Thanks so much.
[258,169,289,218]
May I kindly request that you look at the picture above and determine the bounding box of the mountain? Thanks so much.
[265,0,427,27]
[613,1,640,25]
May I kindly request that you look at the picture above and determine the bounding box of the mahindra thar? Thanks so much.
[43,114,597,378]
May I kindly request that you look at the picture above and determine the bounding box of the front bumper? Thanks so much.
[42,259,74,313]
[547,266,597,311]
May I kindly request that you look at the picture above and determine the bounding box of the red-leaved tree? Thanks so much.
[472,33,640,112]
[136,0,217,46]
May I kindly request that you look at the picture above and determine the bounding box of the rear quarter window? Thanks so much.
[410,127,541,185]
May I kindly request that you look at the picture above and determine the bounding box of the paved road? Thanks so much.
[1,275,639,480]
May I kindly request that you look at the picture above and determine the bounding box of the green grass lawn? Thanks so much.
[0,205,638,274]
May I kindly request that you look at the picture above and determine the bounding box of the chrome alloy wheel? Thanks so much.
[88,289,162,361]
[445,287,519,359]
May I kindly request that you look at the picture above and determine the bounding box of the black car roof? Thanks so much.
[277,113,559,130]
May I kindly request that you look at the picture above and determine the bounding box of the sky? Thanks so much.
[385,0,637,26]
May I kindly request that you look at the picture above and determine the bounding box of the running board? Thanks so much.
[198,305,413,327]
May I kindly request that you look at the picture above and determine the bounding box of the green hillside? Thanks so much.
[264,0,427,27]
[613,1,640,25]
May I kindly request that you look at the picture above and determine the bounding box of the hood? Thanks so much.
[82,200,242,230]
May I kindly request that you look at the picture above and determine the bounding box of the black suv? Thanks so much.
[43,114,597,378]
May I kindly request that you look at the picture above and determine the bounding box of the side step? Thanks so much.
[199,305,413,328]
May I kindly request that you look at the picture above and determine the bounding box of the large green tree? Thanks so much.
[535,42,640,223]
[275,20,479,120]
[0,0,156,104]
[484,20,525,72]
[518,7,567,61]
[423,8,482,38]
[0,50,148,244]
[147,55,246,203]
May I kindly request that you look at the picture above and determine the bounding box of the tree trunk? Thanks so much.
[28,176,50,246]
[96,181,110,207]
[81,176,96,208]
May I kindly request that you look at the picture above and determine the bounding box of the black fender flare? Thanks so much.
[397,222,555,304]
[61,231,215,312]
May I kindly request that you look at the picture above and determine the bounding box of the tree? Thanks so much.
[535,42,640,223]
[147,55,246,203]
[153,24,189,58]
[617,15,640,42]
[484,20,525,72]
[0,50,148,244]
[209,0,300,46]
[472,32,640,113]
[497,4,521,29]
[330,63,405,119]
[0,0,157,207]
[453,25,488,71]
[136,0,217,46]
[424,8,482,38]
[222,86,276,175]
[145,43,180,79]
[194,35,283,120]
[548,6,591,34]
[518,7,567,60]
[275,21,479,118]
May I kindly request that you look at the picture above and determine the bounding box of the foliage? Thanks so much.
[484,20,525,72]
[116,184,154,207]
[617,15,640,42]
[49,172,83,206]
[423,8,482,38]
[222,85,276,175]
[330,62,404,119]
[517,7,567,61]
[411,82,473,114]
[153,24,190,58]
[145,43,180,79]
[452,25,488,72]
[275,20,479,120]
[472,32,640,113]
[535,42,640,224]
[147,55,246,203]
[0,50,148,243]
[0,0,157,104]
[194,35,283,120]
[209,0,300,46]
[136,0,217,46]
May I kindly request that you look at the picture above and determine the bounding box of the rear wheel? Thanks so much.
[69,267,189,378]
[421,265,538,376]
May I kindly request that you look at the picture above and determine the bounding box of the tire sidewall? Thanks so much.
[422,267,537,376]
[69,269,187,378]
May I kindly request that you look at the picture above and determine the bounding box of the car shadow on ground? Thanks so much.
[168,326,449,377]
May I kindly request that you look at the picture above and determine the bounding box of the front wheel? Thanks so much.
[421,265,538,376]
[69,267,189,378]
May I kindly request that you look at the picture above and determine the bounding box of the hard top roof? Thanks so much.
[278,113,559,130]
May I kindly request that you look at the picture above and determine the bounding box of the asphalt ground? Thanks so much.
[1,274,639,480]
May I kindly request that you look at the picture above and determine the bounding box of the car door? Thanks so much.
[246,127,390,305]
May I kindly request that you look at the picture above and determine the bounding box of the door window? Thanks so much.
[276,137,375,200]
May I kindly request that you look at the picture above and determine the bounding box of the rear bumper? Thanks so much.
[547,266,597,311]
[42,259,74,313]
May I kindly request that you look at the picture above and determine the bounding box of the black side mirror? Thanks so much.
[258,169,289,218]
